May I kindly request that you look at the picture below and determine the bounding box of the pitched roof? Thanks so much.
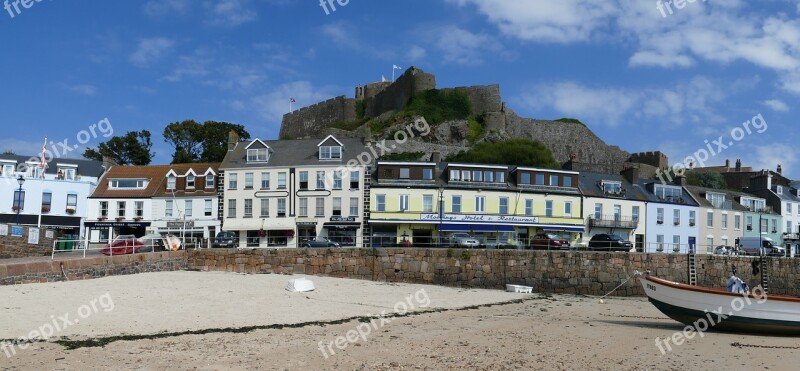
[577,171,648,201]
[90,163,219,199]
[684,185,747,211]
[221,137,368,169]
[0,154,105,177]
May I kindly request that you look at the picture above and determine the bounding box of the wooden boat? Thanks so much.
[636,271,800,335]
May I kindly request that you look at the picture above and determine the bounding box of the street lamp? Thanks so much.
[15,175,25,225]
[438,187,444,248]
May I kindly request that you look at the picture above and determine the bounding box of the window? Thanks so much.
[499,197,509,214]
[771,218,777,233]
[333,171,342,190]
[657,234,664,251]
[706,192,726,208]
[496,172,505,183]
[299,172,308,190]
[549,175,559,186]
[563,177,573,188]
[261,172,270,190]
[117,201,126,218]
[320,146,342,160]
[259,198,268,217]
[735,214,741,230]
[746,216,753,230]
[594,204,602,219]
[135,201,144,218]
[277,172,287,189]
[41,192,52,211]
[350,171,359,189]
[706,237,714,252]
[109,179,148,189]
[316,171,325,189]
[777,186,784,195]
[475,196,486,213]
[183,200,191,217]
[205,175,214,189]
[654,184,683,200]
[673,209,680,225]
[473,170,482,182]
[673,235,680,251]
[613,205,621,221]
[484,171,493,183]
[228,173,238,190]
[788,221,793,234]
[399,168,410,179]
[165,200,173,218]
[657,208,664,224]
[602,181,622,195]
[461,170,471,182]
[66,194,77,210]
[452,196,462,213]
[227,199,236,218]
[721,214,728,229]
[1,163,15,176]
[707,211,714,227]
[722,237,729,247]
[423,168,433,180]
[315,197,325,217]
[689,210,696,226]
[423,195,433,212]
[761,218,768,233]
[244,199,253,218]
[525,200,533,216]
[632,206,640,223]
[788,203,793,215]
[535,174,545,185]
[299,198,308,217]
[100,201,109,218]
[205,199,212,217]
[332,197,341,216]
[167,176,176,190]
[400,195,409,212]
[350,198,358,216]
[376,195,386,212]
[186,175,195,189]
[244,173,254,189]
[247,148,268,162]
[565,202,572,217]
[521,173,531,184]
[545,200,553,217]
[277,198,286,217]
[449,170,460,181]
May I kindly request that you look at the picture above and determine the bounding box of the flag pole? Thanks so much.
[37,137,47,229]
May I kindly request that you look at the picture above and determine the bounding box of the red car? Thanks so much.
[529,233,571,250]
[100,235,145,256]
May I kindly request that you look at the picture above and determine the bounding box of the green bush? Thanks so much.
[556,118,585,126]
[379,151,425,161]
[467,117,485,144]
[460,250,472,260]
[355,100,366,119]
[403,89,472,125]
[445,139,560,168]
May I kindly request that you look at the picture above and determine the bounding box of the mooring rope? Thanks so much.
[597,273,634,302]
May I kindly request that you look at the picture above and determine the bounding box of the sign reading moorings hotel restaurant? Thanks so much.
[420,214,540,224]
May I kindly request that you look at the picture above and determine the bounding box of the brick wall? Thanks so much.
[0,226,56,259]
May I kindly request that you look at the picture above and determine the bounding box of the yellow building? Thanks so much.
[368,161,585,248]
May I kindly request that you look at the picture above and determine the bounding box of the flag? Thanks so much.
[381,75,387,82]
[39,137,47,178]
[393,64,402,70]
[290,97,296,103]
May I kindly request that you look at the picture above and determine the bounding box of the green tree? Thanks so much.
[83,130,154,165]
[687,171,728,189]
[445,139,560,168]
[164,120,250,163]
[1,150,15,155]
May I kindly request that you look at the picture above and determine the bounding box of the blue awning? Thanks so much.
[541,226,586,233]
[438,224,516,232]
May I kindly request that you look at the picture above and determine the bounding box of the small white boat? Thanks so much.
[286,278,315,293]
[636,271,800,335]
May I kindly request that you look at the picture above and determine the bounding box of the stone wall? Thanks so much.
[0,251,187,285]
[440,85,503,117]
[279,96,357,139]
[187,249,800,297]
[364,67,436,118]
[0,226,56,259]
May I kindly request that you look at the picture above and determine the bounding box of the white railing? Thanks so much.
[51,236,203,259]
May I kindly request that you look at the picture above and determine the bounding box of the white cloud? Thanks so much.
[320,22,396,60]
[163,49,211,82]
[431,25,498,65]
[206,0,257,26]
[66,84,97,96]
[407,45,427,62]
[750,143,798,175]
[250,81,339,124]
[130,37,175,67]
[143,0,190,17]
[763,99,790,112]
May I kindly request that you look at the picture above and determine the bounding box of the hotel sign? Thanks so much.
[330,216,356,222]
[421,214,540,224]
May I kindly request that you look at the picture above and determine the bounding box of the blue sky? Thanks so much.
[0,0,798,177]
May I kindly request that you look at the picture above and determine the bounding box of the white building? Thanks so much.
[85,164,221,243]
[220,135,369,248]
[0,154,104,237]
[639,179,700,253]
[578,170,647,251]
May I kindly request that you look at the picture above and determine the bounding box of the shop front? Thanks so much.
[323,217,360,247]
[84,221,151,243]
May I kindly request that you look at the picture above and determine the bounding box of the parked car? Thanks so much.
[737,237,785,256]
[139,233,166,252]
[588,234,633,251]
[100,235,145,255]
[302,238,341,248]
[529,233,571,250]
[448,233,480,248]
[212,231,238,248]
[713,245,741,256]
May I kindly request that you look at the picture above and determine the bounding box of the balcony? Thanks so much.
[587,215,638,229]
[378,178,437,187]
[784,233,800,240]
[710,200,734,210]
[657,195,686,204]
[518,184,579,194]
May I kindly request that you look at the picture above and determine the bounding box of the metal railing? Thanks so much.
[51,236,202,259]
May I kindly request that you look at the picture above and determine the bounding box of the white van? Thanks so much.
[736,237,785,256]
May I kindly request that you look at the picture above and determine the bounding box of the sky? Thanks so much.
[0,0,798,177]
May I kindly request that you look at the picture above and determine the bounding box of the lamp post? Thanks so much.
[15,175,25,225]
[438,187,444,248]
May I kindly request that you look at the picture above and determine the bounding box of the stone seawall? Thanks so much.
[0,226,55,259]
[0,251,187,285]
[188,249,800,297]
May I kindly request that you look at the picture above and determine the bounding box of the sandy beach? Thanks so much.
[2,272,799,370]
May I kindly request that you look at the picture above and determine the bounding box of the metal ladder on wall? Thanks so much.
[760,253,769,293]
[688,250,697,285]
[361,166,372,248]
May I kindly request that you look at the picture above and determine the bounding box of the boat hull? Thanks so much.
[638,275,800,335]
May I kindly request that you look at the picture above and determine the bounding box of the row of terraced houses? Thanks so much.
[3,134,800,256]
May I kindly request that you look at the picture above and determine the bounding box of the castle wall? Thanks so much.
[364,68,436,118]
[440,85,503,117]
[628,151,669,169]
[279,96,356,139]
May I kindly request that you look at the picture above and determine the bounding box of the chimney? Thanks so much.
[102,156,117,171]
[227,130,240,151]
[777,164,783,175]
[735,159,742,172]
[430,151,441,163]
[673,175,687,187]
[725,159,730,170]
[621,166,639,184]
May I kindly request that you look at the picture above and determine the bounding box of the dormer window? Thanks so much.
[0,163,15,176]
[247,148,268,162]
[601,181,622,196]
[186,175,195,189]
[167,176,176,190]
[57,165,77,180]
[205,175,214,189]
[777,186,783,195]
[110,179,148,189]
[320,146,342,160]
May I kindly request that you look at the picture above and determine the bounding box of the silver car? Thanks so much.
[449,233,480,248]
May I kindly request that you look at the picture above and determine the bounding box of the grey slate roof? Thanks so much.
[685,185,748,211]
[577,171,648,201]
[220,137,368,169]
[0,154,105,177]
[636,179,699,206]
